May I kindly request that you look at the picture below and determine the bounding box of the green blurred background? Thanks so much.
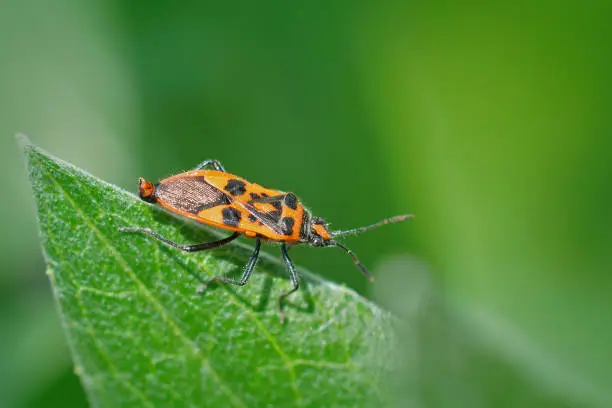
[2,1,611,407]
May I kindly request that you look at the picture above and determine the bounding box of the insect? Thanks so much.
[119,159,413,323]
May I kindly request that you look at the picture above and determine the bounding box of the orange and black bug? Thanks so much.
[119,159,413,323]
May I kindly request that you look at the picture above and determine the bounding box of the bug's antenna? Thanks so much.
[330,214,414,237]
[329,241,375,282]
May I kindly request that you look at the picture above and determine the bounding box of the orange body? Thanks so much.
[145,170,322,243]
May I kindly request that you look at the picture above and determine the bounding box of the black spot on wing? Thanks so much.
[271,200,282,212]
[281,217,295,235]
[242,202,287,235]
[261,192,269,197]
[224,179,247,196]
[222,207,242,227]
[285,193,298,210]
[250,192,261,200]
[248,214,257,222]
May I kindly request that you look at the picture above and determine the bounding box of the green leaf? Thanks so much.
[20,135,400,407]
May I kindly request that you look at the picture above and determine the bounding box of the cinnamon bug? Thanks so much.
[120,159,413,323]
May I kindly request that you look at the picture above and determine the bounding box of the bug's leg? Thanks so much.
[194,159,226,172]
[278,243,300,324]
[118,227,239,252]
[198,239,261,293]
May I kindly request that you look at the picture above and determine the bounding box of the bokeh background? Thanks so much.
[2,2,611,407]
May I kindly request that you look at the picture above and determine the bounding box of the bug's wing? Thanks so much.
[238,196,301,239]
[243,200,284,229]
[155,175,231,214]
[193,201,286,239]
[159,170,298,241]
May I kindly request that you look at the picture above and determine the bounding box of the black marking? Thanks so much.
[222,207,242,227]
[250,192,261,200]
[248,214,257,222]
[156,176,229,214]
[299,211,311,241]
[281,217,295,236]
[261,192,269,197]
[224,179,247,196]
[271,200,282,212]
[285,193,297,210]
[243,201,294,236]
[265,210,281,224]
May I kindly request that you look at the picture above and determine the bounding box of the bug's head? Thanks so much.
[306,215,373,281]
[138,177,157,202]
[306,213,414,282]
[308,216,333,247]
